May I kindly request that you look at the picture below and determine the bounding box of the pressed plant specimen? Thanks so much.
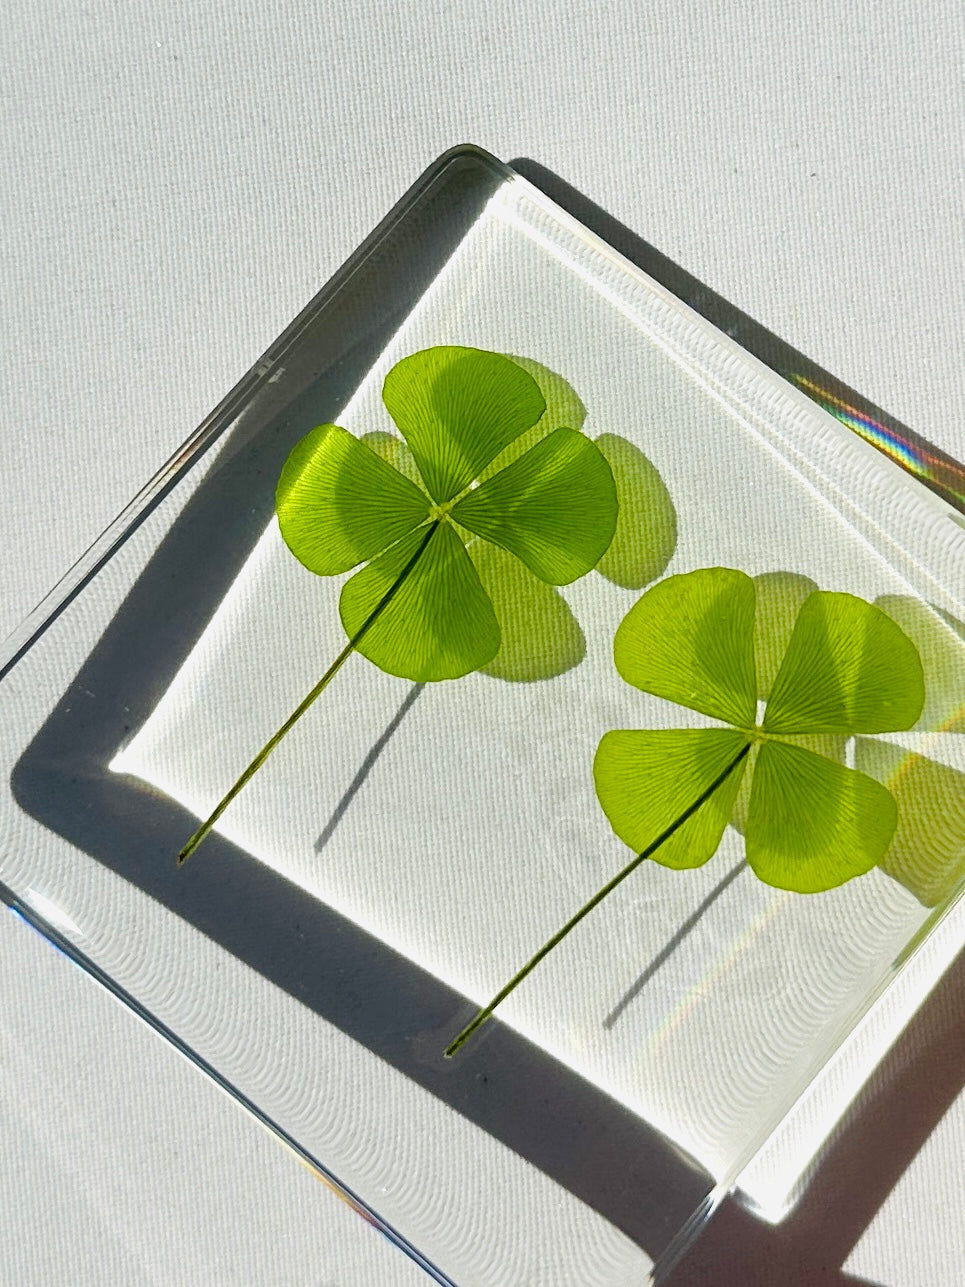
[447,567,928,1053]
[178,346,676,862]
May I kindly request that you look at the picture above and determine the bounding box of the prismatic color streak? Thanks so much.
[646,891,793,1056]
[788,373,965,514]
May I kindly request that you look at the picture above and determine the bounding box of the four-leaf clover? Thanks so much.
[180,343,678,864]
[594,567,927,893]
[276,346,620,682]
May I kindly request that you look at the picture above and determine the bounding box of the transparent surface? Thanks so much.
[2,148,963,1285]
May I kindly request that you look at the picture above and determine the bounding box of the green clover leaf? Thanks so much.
[277,345,680,686]
[594,567,926,893]
[277,347,618,682]
[361,422,590,682]
[446,567,929,1057]
[180,345,674,864]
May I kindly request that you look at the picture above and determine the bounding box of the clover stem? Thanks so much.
[178,520,440,865]
[445,739,751,1057]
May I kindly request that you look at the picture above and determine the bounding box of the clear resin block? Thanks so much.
[2,147,963,1285]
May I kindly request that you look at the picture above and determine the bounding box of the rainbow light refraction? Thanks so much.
[788,373,965,513]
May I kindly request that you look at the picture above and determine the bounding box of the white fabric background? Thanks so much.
[2,1,963,1282]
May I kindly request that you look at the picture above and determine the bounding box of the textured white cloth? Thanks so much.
[2,1,963,1282]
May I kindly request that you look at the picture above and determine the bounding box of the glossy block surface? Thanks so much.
[2,148,963,1285]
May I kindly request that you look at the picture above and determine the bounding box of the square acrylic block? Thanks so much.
[2,146,964,1286]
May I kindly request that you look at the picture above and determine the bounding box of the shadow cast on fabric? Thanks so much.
[604,860,746,1029]
[315,683,424,853]
[664,940,965,1285]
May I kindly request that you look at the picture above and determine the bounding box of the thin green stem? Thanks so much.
[445,739,752,1057]
[178,520,440,865]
